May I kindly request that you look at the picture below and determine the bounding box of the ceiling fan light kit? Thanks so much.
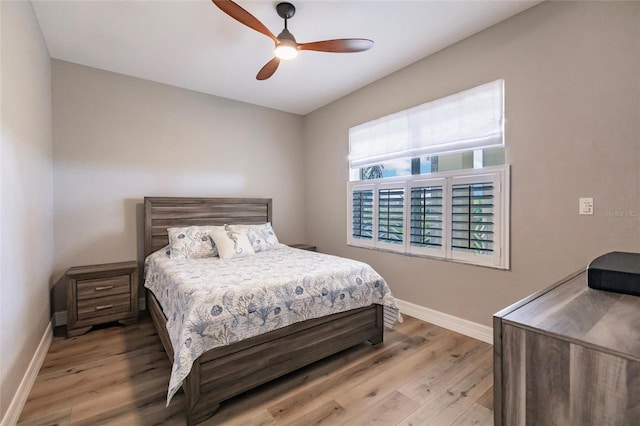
[274,43,298,60]
[212,0,373,80]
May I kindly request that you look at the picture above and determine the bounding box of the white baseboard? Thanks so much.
[2,322,53,425]
[395,299,493,345]
[53,297,491,343]
[54,297,146,326]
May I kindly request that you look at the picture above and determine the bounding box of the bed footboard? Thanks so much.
[146,290,383,425]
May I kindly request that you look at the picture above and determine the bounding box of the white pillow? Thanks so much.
[228,222,280,252]
[210,226,255,259]
[167,225,223,259]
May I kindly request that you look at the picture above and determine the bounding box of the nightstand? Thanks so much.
[289,244,317,252]
[66,261,139,337]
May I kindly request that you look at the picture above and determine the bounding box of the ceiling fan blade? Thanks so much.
[212,0,278,43]
[256,57,280,80]
[298,39,374,53]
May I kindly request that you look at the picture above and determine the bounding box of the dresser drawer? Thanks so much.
[76,275,130,300]
[77,293,131,320]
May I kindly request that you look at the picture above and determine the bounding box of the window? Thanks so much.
[347,80,509,269]
[347,167,509,268]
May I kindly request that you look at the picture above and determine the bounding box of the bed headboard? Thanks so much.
[144,197,272,258]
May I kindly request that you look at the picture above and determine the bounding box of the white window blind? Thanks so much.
[349,80,504,168]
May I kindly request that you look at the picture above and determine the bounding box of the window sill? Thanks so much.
[346,243,510,270]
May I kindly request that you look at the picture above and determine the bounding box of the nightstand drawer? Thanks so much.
[77,275,130,300]
[77,293,131,320]
[290,244,317,252]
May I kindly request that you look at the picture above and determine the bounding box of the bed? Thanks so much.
[143,196,399,425]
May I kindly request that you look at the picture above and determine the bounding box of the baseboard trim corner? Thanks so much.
[395,299,493,344]
[2,321,53,425]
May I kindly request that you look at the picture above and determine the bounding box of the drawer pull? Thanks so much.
[95,304,114,311]
[94,285,113,291]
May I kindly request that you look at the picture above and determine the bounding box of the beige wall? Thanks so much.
[51,61,305,310]
[302,1,640,326]
[0,1,54,419]
[4,2,639,414]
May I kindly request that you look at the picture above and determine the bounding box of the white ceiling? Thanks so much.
[32,0,540,115]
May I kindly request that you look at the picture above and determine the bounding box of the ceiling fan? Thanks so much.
[212,0,374,80]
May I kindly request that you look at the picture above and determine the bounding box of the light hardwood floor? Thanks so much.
[18,314,493,425]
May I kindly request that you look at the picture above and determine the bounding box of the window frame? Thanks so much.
[347,165,510,269]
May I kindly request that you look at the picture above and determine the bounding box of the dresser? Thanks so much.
[66,261,139,337]
[493,270,640,425]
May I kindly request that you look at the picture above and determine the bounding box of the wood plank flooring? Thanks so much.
[18,314,493,425]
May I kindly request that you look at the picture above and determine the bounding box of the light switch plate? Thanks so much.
[579,197,594,215]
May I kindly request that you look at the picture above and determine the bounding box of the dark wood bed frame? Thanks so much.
[143,196,384,425]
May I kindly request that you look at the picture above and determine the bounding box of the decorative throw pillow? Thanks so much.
[210,226,255,259]
[167,226,222,259]
[228,222,280,252]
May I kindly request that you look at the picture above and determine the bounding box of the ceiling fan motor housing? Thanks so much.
[277,28,296,42]
[276,2,296,20]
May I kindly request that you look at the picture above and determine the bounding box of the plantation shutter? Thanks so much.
[378,187,404,245]
[450,182,495,255]
[352,189,374,241]
[347,169,509,269]
[409,183,444,254]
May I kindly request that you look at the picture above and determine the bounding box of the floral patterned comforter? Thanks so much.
[144,244,400,403]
